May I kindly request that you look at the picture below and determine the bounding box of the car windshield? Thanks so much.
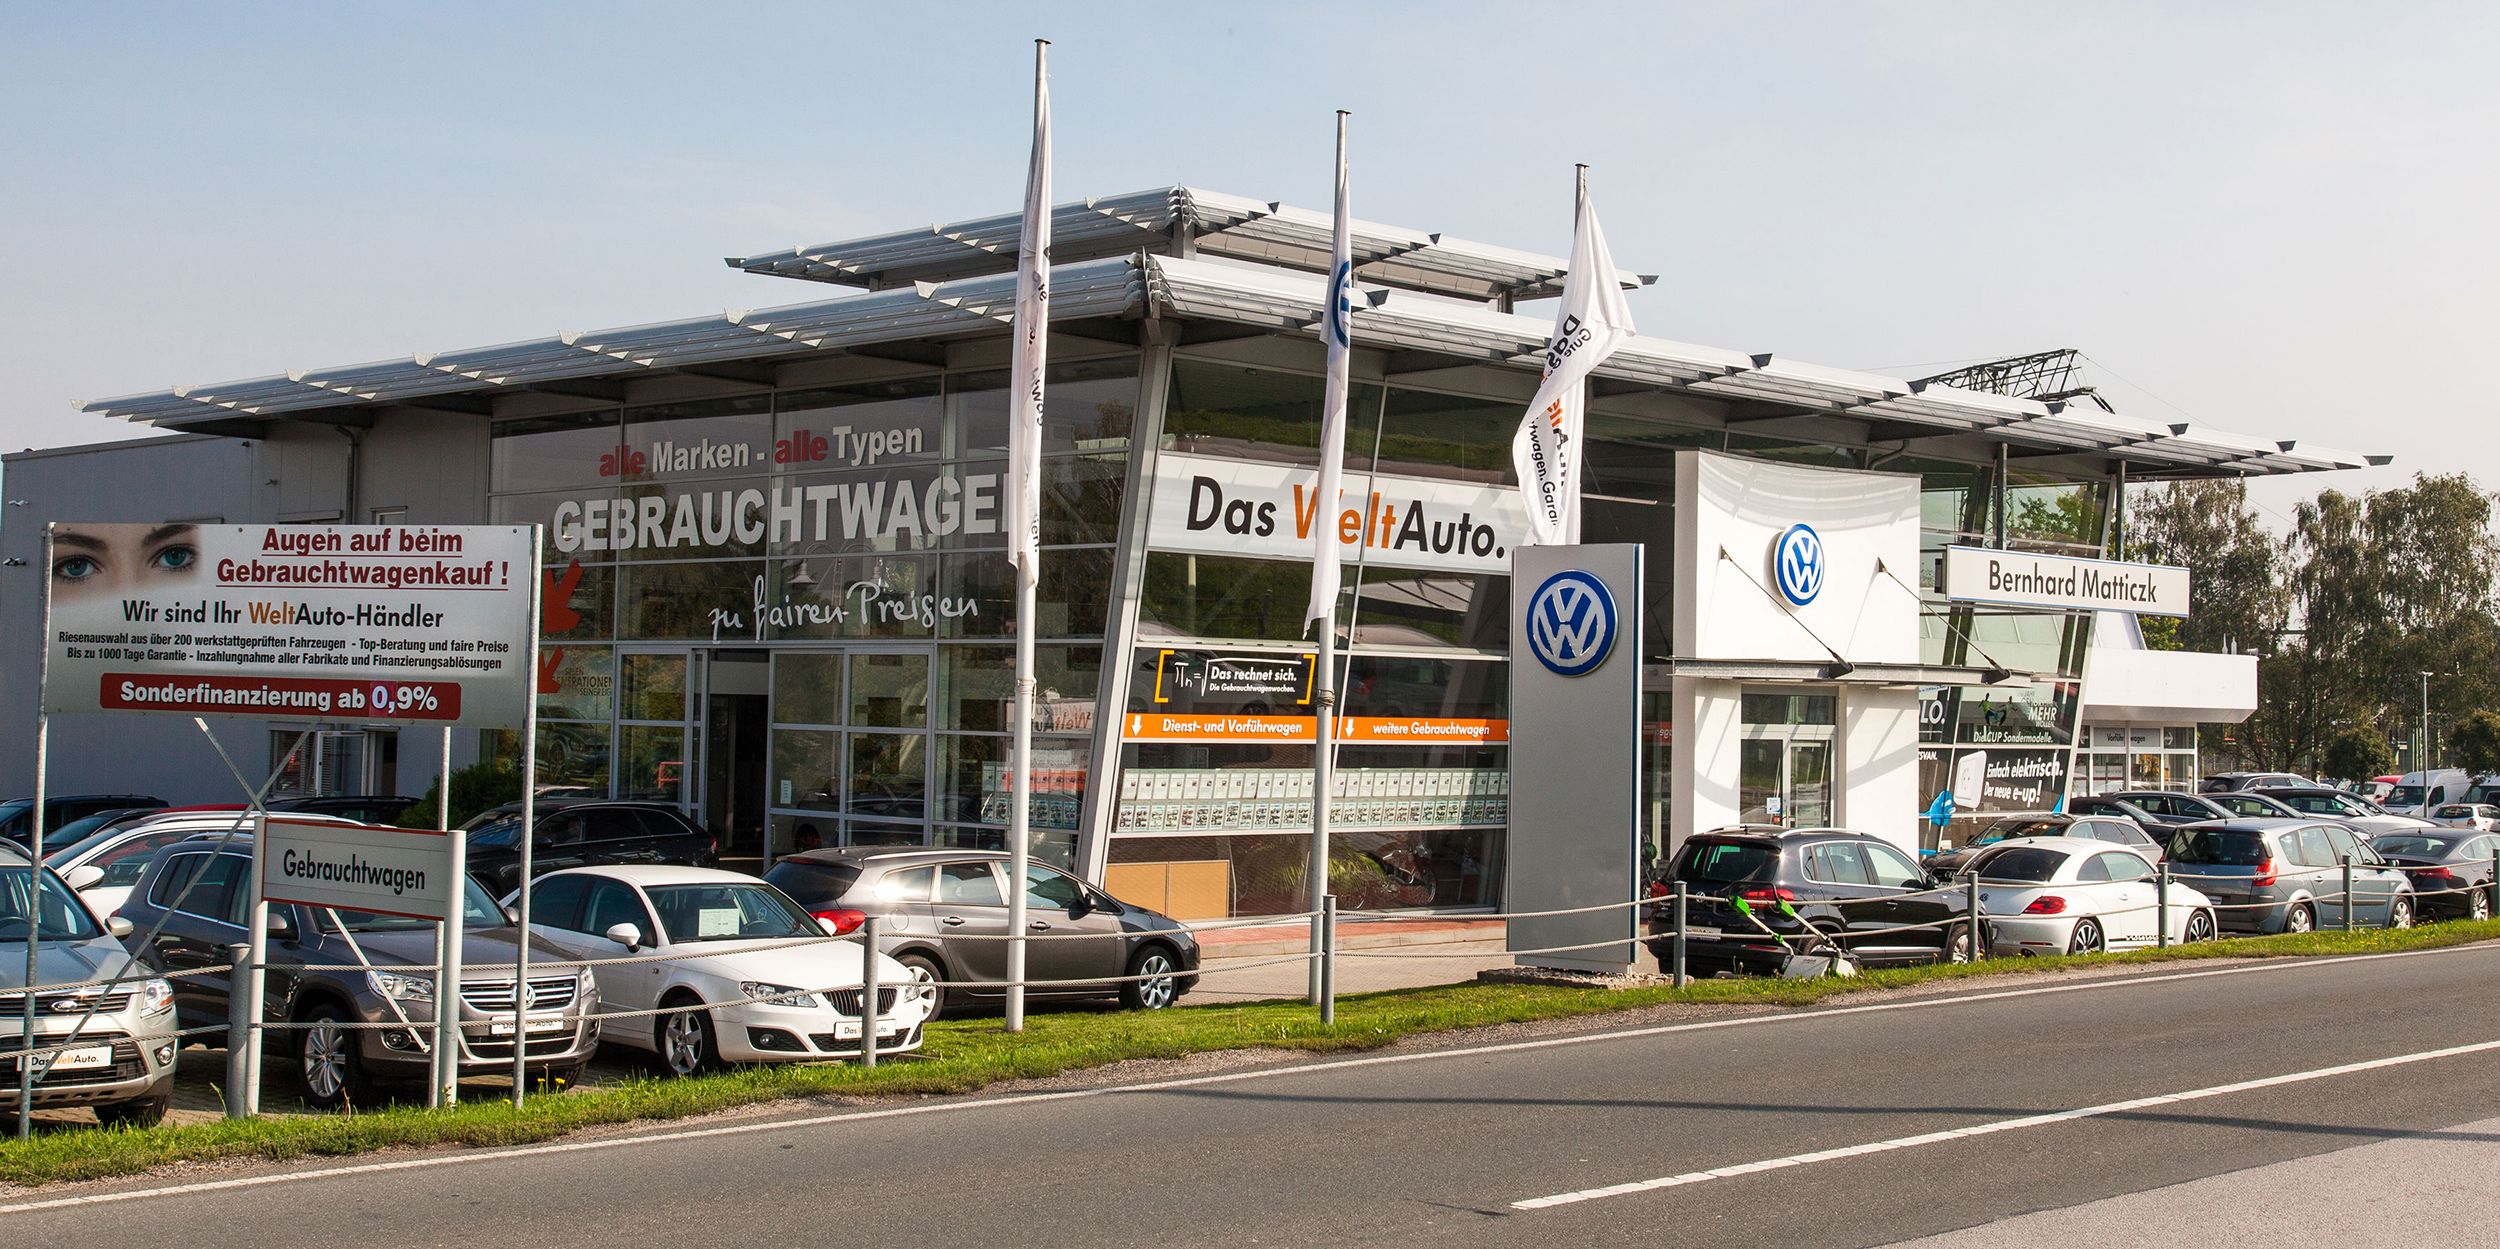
[1675,840,1780,886]
[313,877,505,932]
[645,883,817,943]
[2434,806,2474,819]
[1975,818,2065,846]
[0,866,105,942]
[1975,847,2067,883]
[2372,836,2459,857]
[2388,786,2426,806]
[465,815,523,848]
[2169,829,2271,866]
[32,812,138,861]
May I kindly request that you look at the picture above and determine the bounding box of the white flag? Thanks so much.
[1306,113,1356,634]
[1006,41,1052,588]
[1511,168,1636,547]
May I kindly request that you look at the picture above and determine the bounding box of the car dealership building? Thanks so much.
[0,186,2373,917]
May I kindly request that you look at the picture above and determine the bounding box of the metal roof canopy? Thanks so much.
[725,186,1654,305]
[77,200,2383,479]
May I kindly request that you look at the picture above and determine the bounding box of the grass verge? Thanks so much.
[6,918,2495,1188]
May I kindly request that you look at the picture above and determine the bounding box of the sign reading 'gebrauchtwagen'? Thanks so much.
[42,523,538,728]
[1939,546,2190,618]
[258,816,458,921]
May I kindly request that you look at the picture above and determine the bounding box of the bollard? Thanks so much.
[1672,882,1689,987]
[225,943,253,1120]
[2157,862,2170,949]
[2491,848,2499,922]
[2342,856,2355,933]
[1319,894,1338,1025]
[1966,871,1984,962]
[859,915,880,1070]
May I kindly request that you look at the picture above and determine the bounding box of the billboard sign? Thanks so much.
[1147,452,1526,576]
[1940,546,2190,618]
[41,523,538,729]
[258,816,458,922]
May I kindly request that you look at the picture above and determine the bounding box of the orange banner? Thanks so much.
[1122,712,1508,744]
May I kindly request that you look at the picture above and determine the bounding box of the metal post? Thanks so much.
[432,726,461,1108]
[2342,855,2355,933]
[1671,881,1688,987]
[15,714,47,1139]
[1966,871,1984,961]
[2490,847,2498,923]
[224,943,253,1119]
[2156,861,2170,949]
[1318,894,1337,1024]
[859,915,880,1069]
[241,814,269,1115]
[1006,576,1036,1033]
[1310,622,1337,1005]
[511,525,543,1104]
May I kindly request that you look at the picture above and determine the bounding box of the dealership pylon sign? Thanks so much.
[40,522,540,729]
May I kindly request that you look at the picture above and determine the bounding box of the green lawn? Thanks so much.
[6,918,2494,1188]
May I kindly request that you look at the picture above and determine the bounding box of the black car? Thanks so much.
[762,847,1201,1017]
[1926,812,2166,877]
[2367,829,2500,921]
[2199,772,2315,794]
[2064,794,2166,827]
[1643,828,1976,976]
[0,794,167,843]
[266,795,420,826]
[458,802,718,896]
[2089,790,2234,827]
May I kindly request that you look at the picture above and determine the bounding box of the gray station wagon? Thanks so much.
[2164,819,2415,934]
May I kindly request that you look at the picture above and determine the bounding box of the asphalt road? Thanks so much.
[12,944,2500,1248]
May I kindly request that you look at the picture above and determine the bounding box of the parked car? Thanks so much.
[507,866,934,1074]
[1926,813,2166,877]
[2257,787,2434,835]
[2367,830,2500,921]
[0,795,166,844]
[2089,790,2236,827]
[762,847,1201,1017]
[1965,837,2219,955]
[265,795,419,826]
[1642,828,1977,976]
[2200,773,2316,794]
[2461,776,2500,806]
[2384,770,2475,819]
[2063,794,2169,829]
[44,808,264,918]
[458,802,718,896]
[117,832,600,1108]
[2164,819,2416,934]
[2430,804,2500,832]
[2357,776,2400,804]
[0,842,180,1126]
[2203,790,2302,820]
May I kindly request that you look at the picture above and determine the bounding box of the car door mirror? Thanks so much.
[604,922,644,952]
[1067,892,1093,919]
[62,864,105,891]
[106,916,135,939]
[265,909,295,939]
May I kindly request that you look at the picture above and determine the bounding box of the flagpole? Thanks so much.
[1004,37,1051,1034]
[1565,164,1588,545]
[1308,111,1352,1005]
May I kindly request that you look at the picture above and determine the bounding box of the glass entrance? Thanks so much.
[1738,686,1839,828]
[616,649,694,805]
[704,651,771,872]
[766,647,936,863]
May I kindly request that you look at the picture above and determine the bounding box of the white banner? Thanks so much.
[1510,172,1637,547]
[1307,113,1357,630]
[1940,546,2190,618]
[42,522,539,728]
[1005,41,1052,588]
[259,815,458,921]
[1149,452,1525,576]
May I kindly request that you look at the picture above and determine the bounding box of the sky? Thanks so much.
[3,2,2492,530]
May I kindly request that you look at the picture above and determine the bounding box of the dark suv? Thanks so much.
[2090,790,2234,827]
[1643,828,1977,976]
[0,795,166,844]
[459,802,718,896]
[266,795,420,826]
[117,832,600,1108]
[762,848,1200,1017]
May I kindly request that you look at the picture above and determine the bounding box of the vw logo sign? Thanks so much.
[519,984,540,1010]
[1773,523,1824,608]
[1526,570,1618,677]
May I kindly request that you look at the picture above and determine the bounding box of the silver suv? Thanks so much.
[2,843,179,1126]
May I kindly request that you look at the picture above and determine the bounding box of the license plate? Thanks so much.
[832,1021,903,1040]
[488,1017,569,1036]
[39,1045,113,1072]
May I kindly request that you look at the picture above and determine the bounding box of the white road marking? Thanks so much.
[3,941,2492,1216]
[1512,1034,2500,1210]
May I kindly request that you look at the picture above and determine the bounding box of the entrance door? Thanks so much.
[703,651,771,872]
[765,647,936,865]
[1738,733,1836,828]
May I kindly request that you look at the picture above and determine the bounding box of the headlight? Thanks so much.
[139,978,175,1016]
[740,981,815,1007]
[367,971,435,1002]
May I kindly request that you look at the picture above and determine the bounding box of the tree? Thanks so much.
[398,757,521,829]
[2447,711,2500,778]
[2320,725,2397,785]
[2125,479,2283,656]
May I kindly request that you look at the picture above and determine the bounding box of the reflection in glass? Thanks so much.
[847,731,926,823]
[849,652,929,727]
[618,561,766,640]
[538,645,616,722]
[953,357,1141,456]
[1162,360,1379,467]
[941,548,1111,640]
[538,560,615,639]
[1740,739,1783,825]
[773,653,844,726]
[623,395,773,483]
[498,491,617,565]
[620,653,688,721]
[1377,388,1516,483]
[490,411,621,494]
[614,478,774,561]
[942,645,1102,731]
[776,381,943,467]
[618,726,687,802]
[771,729,840,812]
[534,722,612,796]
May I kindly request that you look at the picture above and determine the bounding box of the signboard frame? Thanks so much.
[258,814,459,922]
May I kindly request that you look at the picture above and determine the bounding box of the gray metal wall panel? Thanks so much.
[1506,543,1643,972]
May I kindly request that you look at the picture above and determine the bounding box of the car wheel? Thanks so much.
[2474,888,2494,923]
[2386,894,2415,931]
[297,1002,379,1110]
[2065,917,2104,956]
[1943,921,1975,965]
[94,1092,170,1129]
[656,999,720,1077]
[2283,902,2315,935]
[2184,908,2217,943]
[1120,946,1181,1011]
[895,953,949,1020]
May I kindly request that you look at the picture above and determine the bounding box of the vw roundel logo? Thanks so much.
[1526,570,1618,677]
[1774,523,1824,608]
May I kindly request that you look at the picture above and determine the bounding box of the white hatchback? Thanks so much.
[1971,837,2221,957]
[509,865,934,1074]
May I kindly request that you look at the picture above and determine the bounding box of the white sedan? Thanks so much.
[1970,837,2220,956]
[508,865,934,1075]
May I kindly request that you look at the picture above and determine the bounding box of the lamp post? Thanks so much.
[2421,671,2434,789]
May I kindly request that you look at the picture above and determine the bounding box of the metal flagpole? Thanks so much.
[1307,111,1354,1005]
[511,525,544,1103]
[432,726,461,1107]
[16,530,53,1139]
[1004,38,1051,1034]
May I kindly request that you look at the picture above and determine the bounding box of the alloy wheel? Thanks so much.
[2475,889,2493,922]
[662,1010,708,1076]
[301,1022,349,1101]
[1134,954,1177,1010]
[2067,918,2102,956]
[2388,896,2414,930]
[2286,904,2314,934]
[2186,910,2216,943]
